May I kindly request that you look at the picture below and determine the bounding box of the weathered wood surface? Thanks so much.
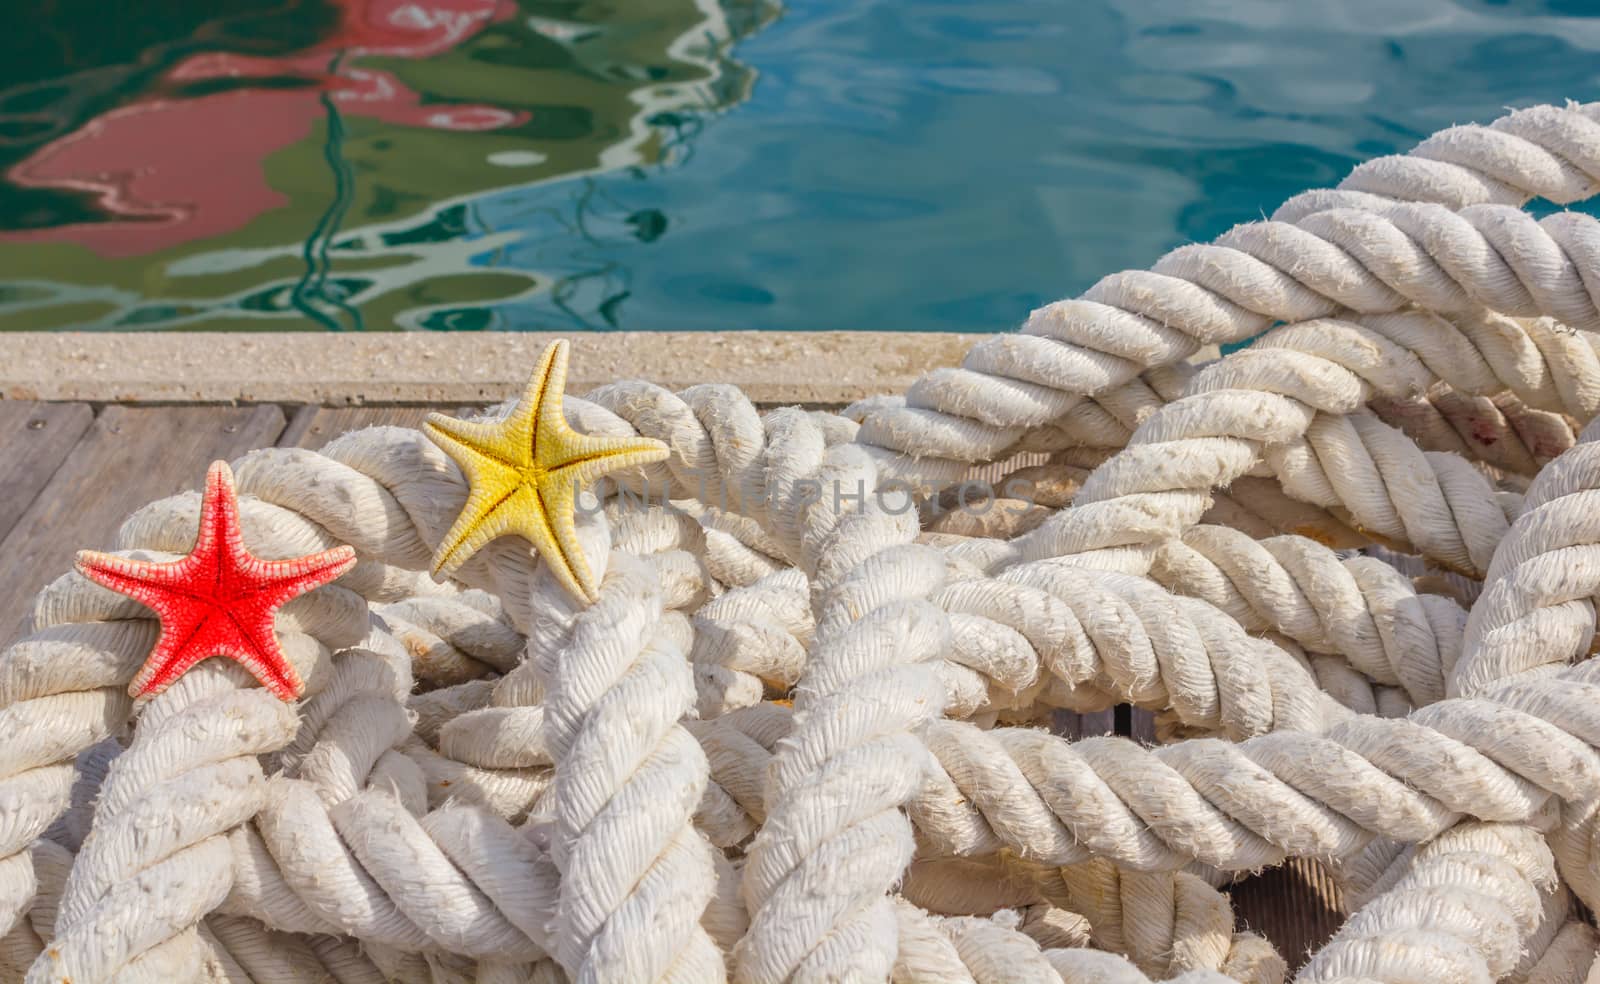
[0,399,1346,966]
[280,405,442,450]
[0,402,92,541]
[1232,857,1345,968]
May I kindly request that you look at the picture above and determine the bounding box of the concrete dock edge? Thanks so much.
[0,331,991,405]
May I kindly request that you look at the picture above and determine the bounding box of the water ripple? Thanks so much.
[1,0,1599,332]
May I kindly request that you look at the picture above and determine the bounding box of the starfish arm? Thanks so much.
[532,343,670,475]
[424,412,529,576]
[543,440,671,508]
[534,470,603,602]
[522,339,565,433]
[424,415,532,473]
[548,431,671,474]
[533,339,575,459]
[431,478,523,576]
[539,432,667,601]
[222,609,306,700]
[500,483,587,601]
[432,517,478,578]
[74,550,186,605]
[193,460,236,562]
[127,625,215,698]
[252,545,358,606]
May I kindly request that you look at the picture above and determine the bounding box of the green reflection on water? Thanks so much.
[0,0,776,331]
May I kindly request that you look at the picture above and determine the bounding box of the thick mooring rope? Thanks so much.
[8,102,1600,984]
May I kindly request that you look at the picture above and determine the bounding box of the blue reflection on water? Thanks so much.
[6,0,1600,332]
[464,0,1600,331]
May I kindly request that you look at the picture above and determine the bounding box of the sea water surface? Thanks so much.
[4,0,1600,332]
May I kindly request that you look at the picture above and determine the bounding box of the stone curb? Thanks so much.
[0,331,988,405]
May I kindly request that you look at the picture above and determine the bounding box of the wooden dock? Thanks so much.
[0,396,1344,969]
[0,400,450,643]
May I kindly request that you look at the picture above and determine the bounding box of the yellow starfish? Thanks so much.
[424,339,668,602]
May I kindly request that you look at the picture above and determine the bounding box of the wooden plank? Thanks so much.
[0,404,286,642]
[1126,708,1156,743]
[1229,857,1345,971]
[0,402,93,541]
[275,404,322,449]
[1062,708,1115,739]
[281,406,461,450]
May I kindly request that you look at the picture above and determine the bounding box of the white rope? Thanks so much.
[0,832,70,977]
[877,657,1600,873]
[853,102,1600,486]
[22,564,358,982]
[891,899,1280,984]
[374,589,523,685]
[18,409,1593,979]
[1441,416,1600,921]
[524,517,725,983]
[9,492,561,982]
[899,853,1283,982]
[1455,416,1600,697]
[239,429,722,982]
[734,408,950,983]
[1013,309,1600,575]
[18,101,1600,984]
[203,913,392,983]
[1371,383,1578,477]
[689,569,812,718]
[671,706,1288,979]
[1274,102,1600,217]
[1282,412,1600,980]
[1298,822,1558,984]
[1150,524,1465,708]
[0,572,178,950]
[6,388,1580,979]
[9,422,1587,979]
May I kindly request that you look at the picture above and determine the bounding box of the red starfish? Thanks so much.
[74,460,357,701]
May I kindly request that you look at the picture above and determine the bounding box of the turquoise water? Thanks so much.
[4,0,1600,332]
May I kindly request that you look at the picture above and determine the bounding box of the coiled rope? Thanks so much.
[7,101,1600,984]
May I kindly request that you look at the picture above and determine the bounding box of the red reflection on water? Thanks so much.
[2,0,526,257]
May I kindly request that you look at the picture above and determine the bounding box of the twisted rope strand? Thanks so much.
[734,408,951,983]
[20,103,1600,983]
[23,581,355,982]
[526,517,725,984]
[856,103,1600,484]
[1014,311,1598,575]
